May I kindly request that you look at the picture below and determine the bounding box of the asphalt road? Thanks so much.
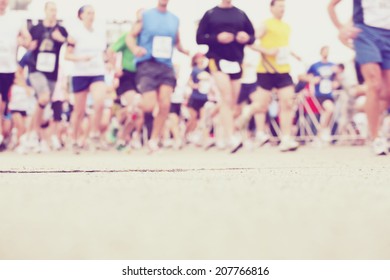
[0,146,389,259]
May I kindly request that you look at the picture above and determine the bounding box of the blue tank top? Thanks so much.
[137,8,179,67]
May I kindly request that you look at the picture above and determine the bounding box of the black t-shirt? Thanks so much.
[30,22,68,81]
[196,6,255,63]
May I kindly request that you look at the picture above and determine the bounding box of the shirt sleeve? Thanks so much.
[307,65,316,75]
[111,33,126,52]
[196,11,217,45]
[60,26,69,39]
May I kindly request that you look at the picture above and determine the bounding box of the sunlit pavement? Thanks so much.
[0,146,389,259]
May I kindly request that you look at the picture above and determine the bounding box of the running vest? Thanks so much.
[137,8,179,68]
[257,18,291,74]
[0,13,24,73]
[354,0,390,30]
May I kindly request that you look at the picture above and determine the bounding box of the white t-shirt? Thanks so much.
[69,22,106,76]
[0,13,24,73]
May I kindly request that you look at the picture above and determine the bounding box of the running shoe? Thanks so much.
[148,139,160,154]
[51,135,62,151]
[372,137,388,156]
[230,135,243,154]
[255,131,270,147]
[279,136,299,152]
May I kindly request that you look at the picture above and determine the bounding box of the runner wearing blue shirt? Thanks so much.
[126,0,188,153]
[307,46,338,143]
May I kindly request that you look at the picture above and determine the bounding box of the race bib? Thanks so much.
[276,47,290,65]
[36,53,56,73]
[219,59,241,74]
[152,36,173,59]
[319,79,333,94]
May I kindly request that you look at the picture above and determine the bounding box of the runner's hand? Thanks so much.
[28,40,38,51]
[115,68,124,78]
[264,48,279,56]
[217,32,235,44]
[236,31,250,44]
[51,28,66,43]
[338,24,361,49]
[312,76,321,85]
[133,46,147,57]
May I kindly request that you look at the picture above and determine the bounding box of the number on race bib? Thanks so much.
[219,59,241,74]
[36,53,56,73]
[152,36,173,59]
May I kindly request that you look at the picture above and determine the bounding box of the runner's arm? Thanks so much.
[328,0,343,29]
[196,12,217,45]
[126,10,146,57]
[243,13,256,45]
[175,31,189,56]
[18,25,32,48]
[290,51,302,62]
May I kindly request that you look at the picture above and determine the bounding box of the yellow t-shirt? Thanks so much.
[257,18,291,74]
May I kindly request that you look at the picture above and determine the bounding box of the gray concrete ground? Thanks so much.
[0,146,389,260]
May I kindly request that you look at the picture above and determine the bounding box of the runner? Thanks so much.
[307,46,338,143]
[65,5,107,153]
[126,0,189,153]
[235,46,270,147]
[253,0,300,152]
[0,0,31,147]
[185,53,211,140]
[108,16,143,151]
[196,0,255,153]
[328,0,390,155]
[27,1,68,152]
[8,68,34,152]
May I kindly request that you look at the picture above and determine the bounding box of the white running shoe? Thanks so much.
[148,139,160,154]
[162,138,173,148]
[320,128,332,144]
[15,143,28,155]
[204,137,216,150]
[131,132,142,150]
[229,135,243,154]
[173,139,182,150]
[279,136,299,152]
[51,135,62,151]
[256,131,270,147]
[39,140,51,153]
[372,137,388,156]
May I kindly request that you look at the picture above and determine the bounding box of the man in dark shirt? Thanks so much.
[196,0,255,153]
[28,1,68,149]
